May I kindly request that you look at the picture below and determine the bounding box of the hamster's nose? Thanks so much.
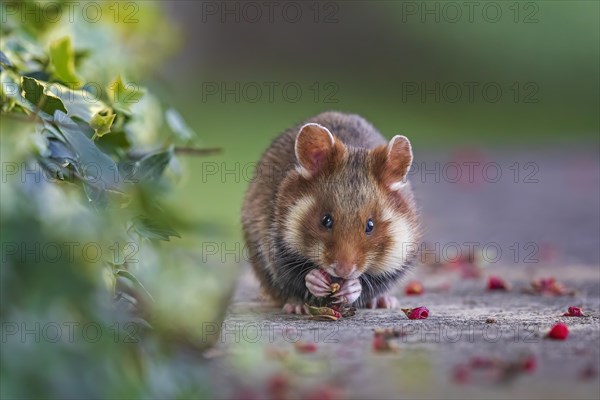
[334,262,356,279]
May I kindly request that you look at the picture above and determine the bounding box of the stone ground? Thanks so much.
[206,150,599,399]
[206,264,599,400]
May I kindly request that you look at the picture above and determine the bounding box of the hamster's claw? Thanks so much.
[332,278,362,304]
[367,295,399,309]
[283,303,308,314]
[305,269,331,298]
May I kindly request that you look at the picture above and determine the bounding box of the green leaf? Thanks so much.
[0,50,14,70]
[53,110,121,190]
[131,215,180,241]
[49,37,83,88]
[119,148,173,183]
[82,181,109,208]
[21,76,67,116]
[90,109,116,138]
[115,269,155,302]
[46,137,76,164]
[165,108,195,140]
[108,76,144,113]
[52,84,108,123]
[103,264,117,295]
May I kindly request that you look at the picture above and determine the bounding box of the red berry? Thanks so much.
[487,276,510,290]
[266,374,289,398]
[233,388,261,400]
[538,277,555,287]
[305,386,343,400]
[469,356,495,368]
[372,329,400,352]
[563,306,584,317]
[372,334,396,352]
[294,341,317,353]
[372,334,386,351]
[579,364,598,381]
[540,242,560,263]
[461,263,482,279]
[452,364,470,384]
[547,322,569,340]
[521,355,537,373]
[402,306,429,320]
[405,281,424,295]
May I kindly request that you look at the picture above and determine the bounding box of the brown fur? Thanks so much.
[241,112,420,305]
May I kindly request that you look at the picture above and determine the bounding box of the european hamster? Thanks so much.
[242,112,420,314]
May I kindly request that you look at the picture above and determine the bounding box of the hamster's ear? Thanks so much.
[295,123,337,177]
[383,135,413,190]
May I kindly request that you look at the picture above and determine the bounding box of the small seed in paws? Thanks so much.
[330,282,340,294]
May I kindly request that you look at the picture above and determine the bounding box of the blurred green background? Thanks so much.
[160,0,599,241]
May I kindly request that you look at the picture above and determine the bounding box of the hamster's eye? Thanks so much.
[321,214,333,229]
[365,219,374,234]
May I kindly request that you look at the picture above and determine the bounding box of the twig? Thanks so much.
[174,147,222,156]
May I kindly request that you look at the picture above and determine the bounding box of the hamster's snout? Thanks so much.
[328,262,359,280]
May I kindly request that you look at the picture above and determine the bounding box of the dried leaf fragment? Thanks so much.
[528,277,575,296]
[306,304,342,321]
[373,327,406,339]
[265,346,290,361]
[309,315,339,321]
[373,332,398,353]
[331,303,357,318]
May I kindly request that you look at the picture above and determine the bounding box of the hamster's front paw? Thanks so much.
[332,279,362,304]
[305,269,331,298]
[367,295,399,309]
[282,303,308,314]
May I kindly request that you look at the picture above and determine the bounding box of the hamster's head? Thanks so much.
[276,123,420,281]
